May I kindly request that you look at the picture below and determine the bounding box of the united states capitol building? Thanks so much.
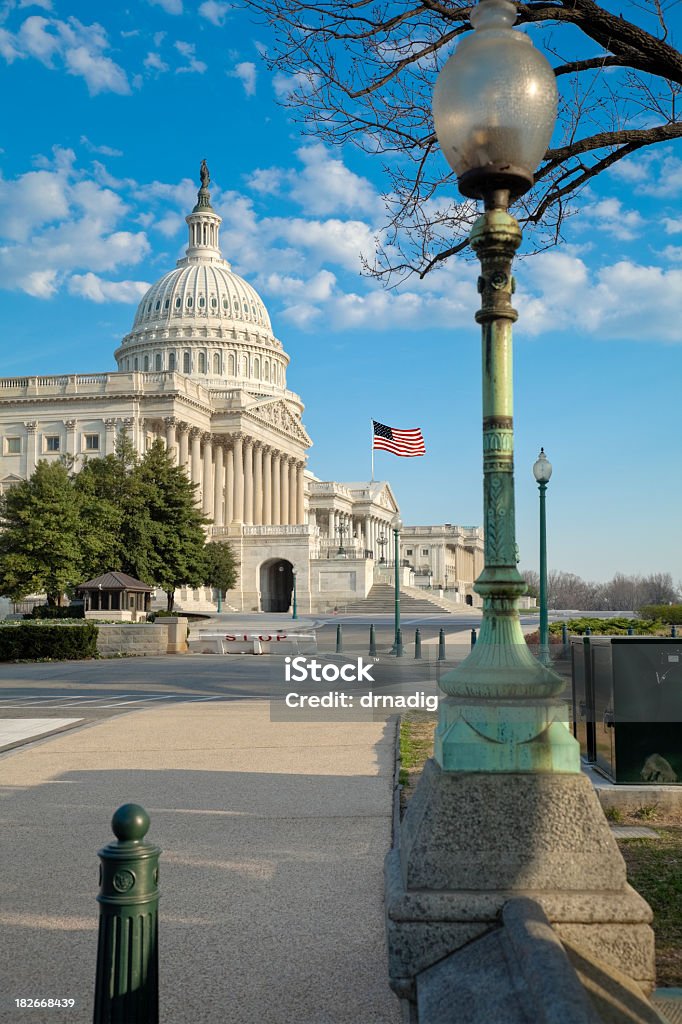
[0,167,483,613]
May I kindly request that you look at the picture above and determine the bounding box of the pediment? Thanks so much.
[246,399,312,448]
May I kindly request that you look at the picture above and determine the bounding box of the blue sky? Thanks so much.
[0,0,681,585]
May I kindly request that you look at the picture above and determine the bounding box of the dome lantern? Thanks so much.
[184,159,223,263]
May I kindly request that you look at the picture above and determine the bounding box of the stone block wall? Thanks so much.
[96,624,169,657]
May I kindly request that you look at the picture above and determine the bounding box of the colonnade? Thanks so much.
[162,418,306,526]
[309,508,393,558]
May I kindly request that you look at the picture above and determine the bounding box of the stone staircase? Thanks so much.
[342,583,455,615]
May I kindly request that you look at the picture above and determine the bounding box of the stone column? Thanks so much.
[64,419,77,460]
[281,456,290,526]
[288,459,297,525]
[164,417,177,464]
[121,417,137,456]
[243,438,254,525]
[190,428,202,504]
[364,516,371,555]
[271,453,281,526]
[253,443,263,525]
[225,444,234,525]
[328,510,335,540]
[202,433,213,517]
[24,419,37,475]
[104,418,118,456]
[296,463,305,526]
[262,446,272,525]
[213,439,224,527]
[233,434,244,523]
[178,423,190,471]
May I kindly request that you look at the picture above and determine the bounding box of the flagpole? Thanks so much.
[370,419,375,482]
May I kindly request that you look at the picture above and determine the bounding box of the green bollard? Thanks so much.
[396,628,403,658]
[94,804,160,1024]
[585,627,591,636]
[672,625,677,638]
[438,628,446,662]
[369,624,377,657]
[336,623,343,654]
[414,628,422,660]
[627,626,634,636]
[471,628,477,648]
[561,623,568,647]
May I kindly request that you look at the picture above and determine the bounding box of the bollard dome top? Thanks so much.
[112,803,150,842]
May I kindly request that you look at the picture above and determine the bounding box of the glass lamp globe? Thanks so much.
[533,447,553,484]
[392,515,403,531]
[432,0,558,200]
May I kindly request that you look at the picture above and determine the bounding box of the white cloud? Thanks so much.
[80,136,123,157]
[248,167,284,195]
[174,39,206,74]
[264,216,377,273]
[0,27,24,61]
[272,69,317,100]
[290,143,381,218]
[580,197,644,241]
[23,269,58,298]
[663,218,682,235]
[4,14,130,94]
[0,169,70,241]
[149,0,182,13]
[199,1,229,26]
[228,60,256,97]
[661,245,682,262]
[610,148,682,199]
[144,51,168,72]
[153,31,166,47]
[19,0,53,7]
[155,212,183,237]
[68,272,149,303]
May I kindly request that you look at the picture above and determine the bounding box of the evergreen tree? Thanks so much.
[0,461,84,605]
[125,439,210,610]
[203,541,239,605]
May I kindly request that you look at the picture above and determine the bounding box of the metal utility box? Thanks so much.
[570,636,595,763]
[572,635,682,784]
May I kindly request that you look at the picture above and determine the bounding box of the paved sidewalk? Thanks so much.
[0,701,401,1024]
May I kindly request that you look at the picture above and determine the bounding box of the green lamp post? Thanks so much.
[392,515,402,650]
[431,0,578,773]
[533,447,553,667]
[292,566,298,620]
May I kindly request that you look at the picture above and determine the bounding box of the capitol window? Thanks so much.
[187,296,193,308]
[213,352,220,374]
[183,351,191,373]
[164,298,169,309]
[199,296,205,308]
[155,354,162,371]
[84,434,100,451]
[5,437,20,455]
[45,436,60,453]
[143,355,149,371]
[175,297,181,309]
[198,352,206,374]
[134,357,139,370]
[168,353,176,371]
[223,298,228,310]
[211,297,217,309]
[155,301,160,311]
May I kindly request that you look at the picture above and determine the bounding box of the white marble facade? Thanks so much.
[0,169,405,613]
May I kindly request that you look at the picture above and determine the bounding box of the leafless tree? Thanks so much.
[243,0,682,282]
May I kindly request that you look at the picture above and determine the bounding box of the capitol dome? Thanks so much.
[114,165,289,393]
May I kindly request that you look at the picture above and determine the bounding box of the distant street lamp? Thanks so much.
[430,0,576,772]
[337,522,347,556]
[392,515,403,650]
[533,447,553,666]
[377,532,387,564]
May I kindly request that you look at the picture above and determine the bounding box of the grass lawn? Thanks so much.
[398,712,682,987]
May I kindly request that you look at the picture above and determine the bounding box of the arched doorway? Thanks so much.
[260,559,293,612]
[465,593,473,606]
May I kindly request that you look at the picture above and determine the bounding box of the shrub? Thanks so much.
[24,604,85,620]
[547,617,661,637]
[639,604,682,625]
[0,622,98,661]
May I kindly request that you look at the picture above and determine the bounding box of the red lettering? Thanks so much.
[275,634,286,641]
[225,635,236,642]
[259,635,272,642]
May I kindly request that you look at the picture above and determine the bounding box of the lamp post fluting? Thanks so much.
[430,0,578,773]
[533,448,552,666]
[292,567,298,620]
[392,516,402,650]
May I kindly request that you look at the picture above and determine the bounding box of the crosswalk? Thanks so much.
[0,693,224,709]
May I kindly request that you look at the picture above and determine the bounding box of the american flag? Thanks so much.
[373,420,426,458]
